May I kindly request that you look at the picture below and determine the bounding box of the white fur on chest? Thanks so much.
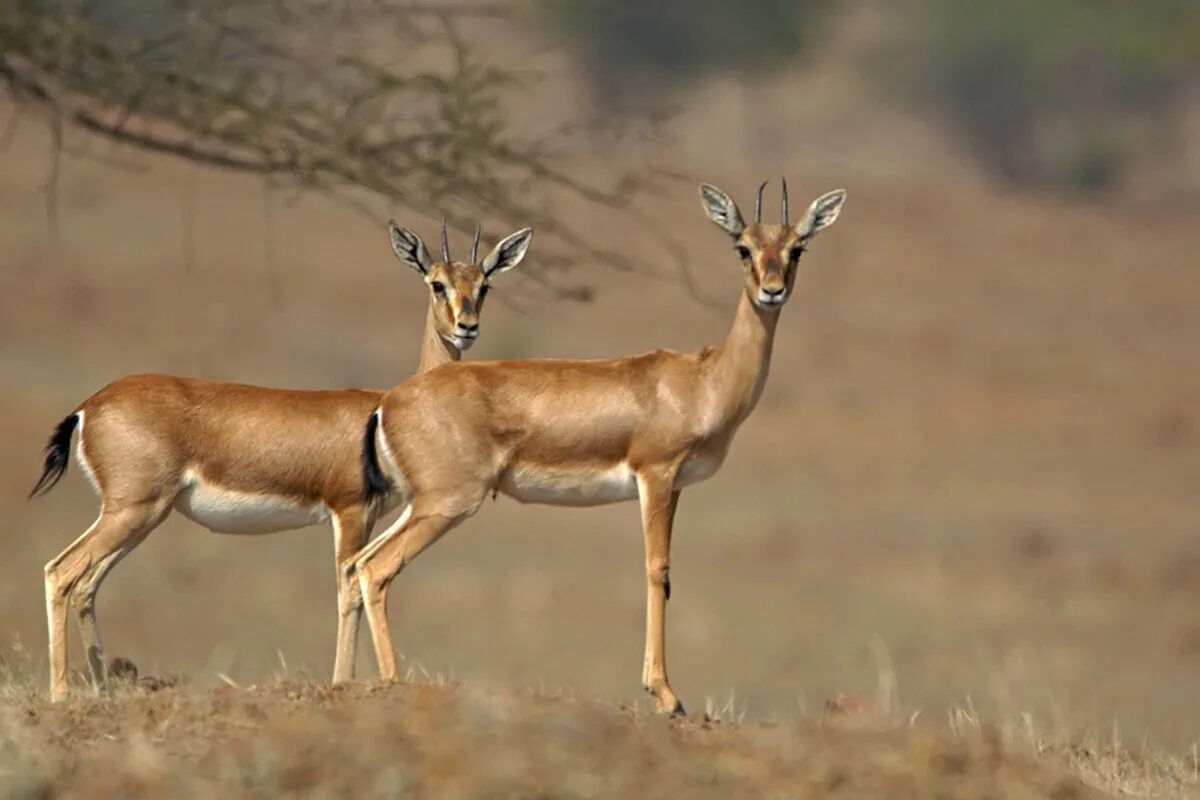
[174,471,329,534]
[499,462,639,507]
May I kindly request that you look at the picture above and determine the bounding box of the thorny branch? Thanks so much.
[0,0,682,298]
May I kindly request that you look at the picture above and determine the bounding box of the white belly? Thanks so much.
[174,473,329,534]
[499,462,639,507]
[675,452,722,488]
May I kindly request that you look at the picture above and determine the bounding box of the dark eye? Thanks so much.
[736,245,751,260]
[788,247,805,263]
[430,281,446,295]
[478,284,490,299]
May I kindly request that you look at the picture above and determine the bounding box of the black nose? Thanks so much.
[457,320,478,332]
[763,285,785,297]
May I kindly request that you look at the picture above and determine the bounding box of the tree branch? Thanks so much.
[0,1,681,297]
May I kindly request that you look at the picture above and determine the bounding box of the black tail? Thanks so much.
[30,413,80,498]
[362,410,390,502]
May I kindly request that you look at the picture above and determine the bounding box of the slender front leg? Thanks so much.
[636,471,684,715]
[331,505,373,684]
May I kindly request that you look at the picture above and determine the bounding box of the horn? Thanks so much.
[754,180,768,223]
[780,176,789,226]
[469,222,481,264]
[441,217,450,262]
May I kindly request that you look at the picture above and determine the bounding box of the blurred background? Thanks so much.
[2,0,1197,746]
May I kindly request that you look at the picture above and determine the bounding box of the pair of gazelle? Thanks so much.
[33,181,846,713]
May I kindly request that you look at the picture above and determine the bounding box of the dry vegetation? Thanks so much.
[0,650,1194,797]
[0,674,1135,799]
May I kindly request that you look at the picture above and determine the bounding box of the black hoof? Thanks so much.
[670,699,687,717]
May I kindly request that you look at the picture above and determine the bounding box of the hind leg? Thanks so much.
[45,519,99,702]
[354,502,466,682]
[331,504,375,684]
[72,505,168,692]
[45,498,171,701]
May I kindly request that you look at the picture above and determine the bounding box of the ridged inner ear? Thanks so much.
[482,228,533,277]
[388,221,433,274]
[699,183,745,238]
[795,189,847,241]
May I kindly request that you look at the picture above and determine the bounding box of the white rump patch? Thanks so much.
[370,408,409,515]
[375,411,406,488]
[499,462,638,507]
[174,470,329,534]
[74,410,102,496]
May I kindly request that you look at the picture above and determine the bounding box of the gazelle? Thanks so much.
[30,220,534,702]
[353,181,845,714]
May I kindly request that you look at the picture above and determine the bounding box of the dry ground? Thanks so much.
[0,675,1149,799]
[1,4,1198,797]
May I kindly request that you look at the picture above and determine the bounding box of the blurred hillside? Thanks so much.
[1,0,1198,765]
[539,0,1200,195]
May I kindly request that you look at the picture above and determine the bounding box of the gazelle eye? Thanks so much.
[788,247,805,263]
[478,284,490,299]
[736,245,751,260]
[430,281,446,295]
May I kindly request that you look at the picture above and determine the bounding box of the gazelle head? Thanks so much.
[388,219,533,351]
[699,180,846,311]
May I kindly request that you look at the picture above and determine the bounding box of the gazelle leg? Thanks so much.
[331,505,374,684]
[74,548,132,689]
[45,499,169,701]
[636,471,684,715]
[354,505,460,682]
[45,518,100,703]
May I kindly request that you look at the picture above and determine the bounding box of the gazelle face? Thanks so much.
[388,221,534,351]
[424,260,489,351]
[733,224,806,309]
[699,181,846,311]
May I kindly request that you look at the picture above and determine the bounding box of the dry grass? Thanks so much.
[0,674,1133,800]
[0,650,1193,799]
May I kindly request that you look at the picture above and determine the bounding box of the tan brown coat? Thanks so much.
[33,222,533,701]
[354,183,846,714]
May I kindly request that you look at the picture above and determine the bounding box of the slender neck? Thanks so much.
[708,289,780,425]
[416,306,461,373]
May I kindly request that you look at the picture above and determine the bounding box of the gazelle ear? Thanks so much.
[388,221,433,275]
[481,228,533,277]
[794,189,846,242]
[698,183,745,238]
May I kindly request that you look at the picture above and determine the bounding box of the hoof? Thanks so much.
[644,683,686,716]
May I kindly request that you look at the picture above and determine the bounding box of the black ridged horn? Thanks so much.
[469,222,481,264]
[754,180,768,223]
[781,177,789,226]
[440,217,450,262]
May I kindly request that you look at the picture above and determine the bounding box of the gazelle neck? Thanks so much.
[708,289,780,426]
[417,306,461,373]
